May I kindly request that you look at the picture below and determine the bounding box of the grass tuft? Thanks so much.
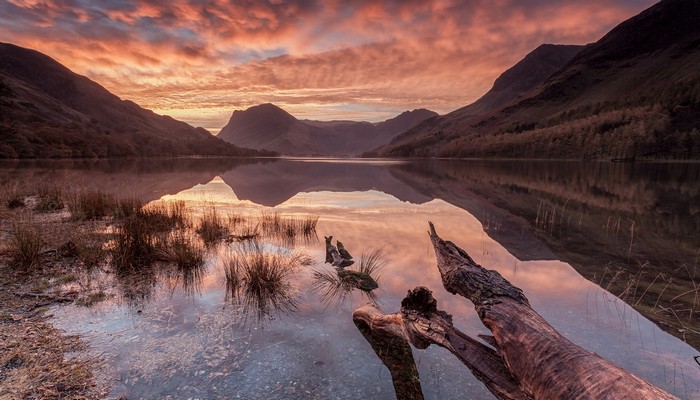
[66,191,117,221]
[196,207,227,243]
[154,232,204,271]
[110,215,156,275]
[223,243,310,320]
[35,185,64,212]
[3,183,25,209]
[8,224,43,271]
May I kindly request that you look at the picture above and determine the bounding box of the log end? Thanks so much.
[428,222,529,307]
[401,286,453,324]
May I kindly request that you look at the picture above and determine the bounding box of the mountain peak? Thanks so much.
[218,104,438,156]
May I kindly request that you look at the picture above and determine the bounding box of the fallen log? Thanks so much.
[425,222,675,399]
[353,287,528,400]
[354,316,425,400]
[325,236,354,268]
[353,223,676,399]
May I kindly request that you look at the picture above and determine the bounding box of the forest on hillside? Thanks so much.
[432,80,700,160]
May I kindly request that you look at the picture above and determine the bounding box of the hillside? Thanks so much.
[377,0,700,160]
[0,42,264,158]
[217,103,436,156]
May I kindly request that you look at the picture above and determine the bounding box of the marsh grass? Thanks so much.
[113,197,142,219]
[3,183,25,209]
[223,243,310,320]
[110,216,157,275]
[72,234,107,269]
[594,262,700,342]
[228,220,261,241]
[196,207,227,243]
[66,191,117,221]
[141,200,189,231]
[36,185,63,212]
[154,232,204,271]
[359,248,386,278]
[259,211,319,245]
[8,223,44,271]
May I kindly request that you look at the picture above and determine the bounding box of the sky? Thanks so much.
[0,0,656,133]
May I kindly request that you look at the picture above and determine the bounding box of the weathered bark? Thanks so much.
[426,222,676,400]
[325,236,354,267]
[354,317,425,400]
[324,236,378,292]
[353,287,529,400]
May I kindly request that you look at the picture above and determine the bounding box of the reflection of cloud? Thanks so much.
[0,0,655,125]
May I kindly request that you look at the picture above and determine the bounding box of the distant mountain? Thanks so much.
[376,0,700,160]
[0,42,266,158]
[369,44,583,156]
[217,103,436,156]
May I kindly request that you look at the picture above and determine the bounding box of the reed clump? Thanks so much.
[259,211,319,244]
[8,223,44,271]
[154,232,204,271]
[3,183,25,209]
[110,215,157,275]
[196,207,227,243]
[66,190,117,221]
[312,247,383,306]
[141,200,189,232]
[223,243,310,319]
[35,185,64,212]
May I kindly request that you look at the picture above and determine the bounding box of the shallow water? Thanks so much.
[2,158,698,399]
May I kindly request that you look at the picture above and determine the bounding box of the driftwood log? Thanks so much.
[324,236,378,291]
[353,223,676,400]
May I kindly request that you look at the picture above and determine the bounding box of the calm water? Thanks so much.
[2,158,699,399]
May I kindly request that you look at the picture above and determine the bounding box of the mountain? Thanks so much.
[217,104,437,156]
[369,44,583,156]
[0,42,265,158]
[376,0,700,160]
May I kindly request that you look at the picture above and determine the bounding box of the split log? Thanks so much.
[425,222,676,399]
[353,223,676,399]
[354,317,425,400]
[353,287,528,400]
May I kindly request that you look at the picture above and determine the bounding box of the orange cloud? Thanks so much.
[0,0,656,129]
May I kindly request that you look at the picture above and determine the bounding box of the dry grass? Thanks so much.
[0,317,98,400]
[2,183,25,209]
[35,185,63,213]
[223,243,310,320]
[8,223,43,271]
[110,215,156,275]
[66,190,117,221]
[155,232,205,271]
[196,206,227,244]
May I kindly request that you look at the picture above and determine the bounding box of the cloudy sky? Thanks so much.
[0,0,655,132]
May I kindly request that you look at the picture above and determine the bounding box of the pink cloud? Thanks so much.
[0,0,657,127]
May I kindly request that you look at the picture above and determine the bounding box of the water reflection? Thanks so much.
[222,241,309,322]
[3,158,695,398]
[312,239,382,307]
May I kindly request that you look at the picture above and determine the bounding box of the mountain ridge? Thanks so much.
[217,103,437,156]
[0,42,266,158]
[375,0,700,159]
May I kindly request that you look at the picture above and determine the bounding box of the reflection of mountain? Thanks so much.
[219,160,432,206]
[390,159,700,349]
[0,158,263,202]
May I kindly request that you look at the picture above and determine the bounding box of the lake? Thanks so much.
[1,158,698,399]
